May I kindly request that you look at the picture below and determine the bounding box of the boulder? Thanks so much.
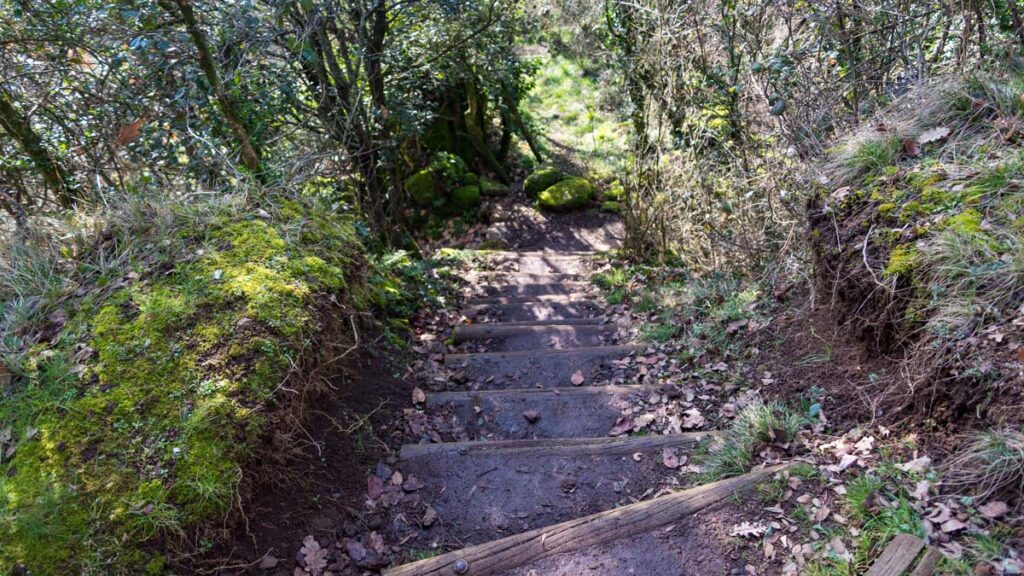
[524,166,568,196]
[538,177,596,211]
[451,185,482,211]
[405,169,438,207]
[479,177,510,197]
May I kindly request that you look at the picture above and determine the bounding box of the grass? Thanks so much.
[0,192,436,574]
[523,54,629,174]
[941,428,1024,502]
[704,400,809,480]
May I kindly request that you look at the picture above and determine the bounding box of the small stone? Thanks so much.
[258,555,279,570]
[453,559,470,574]
[522,409,540,424]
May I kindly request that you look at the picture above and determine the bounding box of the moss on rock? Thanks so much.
[479,177,510,197]
[524,166,567,196]
[538,177,596,211]
[405,169,439,206]
[451,185,482,211]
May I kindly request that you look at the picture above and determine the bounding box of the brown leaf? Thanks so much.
[608,417,635,437]
[570,370,585,386]
[940,518,968,533]
[918,126,951,145]
[662,447,680,469]
[901,138,922,157]
[299,535,328,576]
[978,501,1009,519]
[412,387,426,404]
[522,409,540,424]
[367,475,384,499]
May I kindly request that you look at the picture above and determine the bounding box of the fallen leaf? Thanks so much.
[913,480,931,501]
[918,126,951,144]
[412,387,426,404]
[979,501,1009,519]
[522,409,540,424]
[299,535,328,576]
[896,456,931,473]
[570,370,585,386]
[941,518,968,533]
[367,475,384,499]
[663,447,680,469]
[608,417,635,437]
[730,521,768,538]
[682,408,705,429]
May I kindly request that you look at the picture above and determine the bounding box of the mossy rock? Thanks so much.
[451,185,482,211]
[604,180,625,202]
[538,177,596,212]
[405,169,439,206]
[524,166,568,196]
[461,172,480,186]
[480,177,510,197]
[600,200,622,213]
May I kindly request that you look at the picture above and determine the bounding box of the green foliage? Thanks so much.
[537,177,596,211]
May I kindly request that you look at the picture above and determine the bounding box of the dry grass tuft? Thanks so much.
[941,429,1024,503]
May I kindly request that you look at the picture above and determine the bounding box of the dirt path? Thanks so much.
[377,241,782,575]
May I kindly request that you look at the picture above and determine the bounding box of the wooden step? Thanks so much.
[445,345,639,364]
[466,272,585,285]
[457,318,605,327]
[444,345,640,387]
[463,300,604,322]
[453,323,611,342]
[400,431,716,459]
[426,384,662,403]
[384,464,790,576]
[467,282,590,299]
[466,293,594,305]
[425,384,665,439]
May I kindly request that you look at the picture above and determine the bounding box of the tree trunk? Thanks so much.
[169,0,262,176]
[0,86,78,208]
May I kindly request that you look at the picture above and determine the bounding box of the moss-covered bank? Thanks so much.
[0,196,410,574]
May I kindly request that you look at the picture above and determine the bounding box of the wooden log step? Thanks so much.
[467,282,590,299]
[457,318,605,327]
[400,432,717,459]
[452,323,613,343]
[425,384,661,404]
[383,464,790,576]
[466,293,594,305]
[445,345,639,364]
[466,272,585,285]
[444,345,640,388]
[424,384,663,439]
[484,250,599,259]
[463,300,604,323]
[865,534,930,576]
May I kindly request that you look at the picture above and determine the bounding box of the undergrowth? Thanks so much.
[0,190,436,574]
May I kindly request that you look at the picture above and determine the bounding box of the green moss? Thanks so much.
[604,181,625,201]
[524,166,568,196]
[479,177,509,197]
[885,244,921,277]
[878,203,897,217]
[941,209,983,234]
[0,201,362,574]
[460,172,479,186]
[405,169,438,206]
[451,185,481,211]
[600,200,621,213]
[537,177,596,211]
